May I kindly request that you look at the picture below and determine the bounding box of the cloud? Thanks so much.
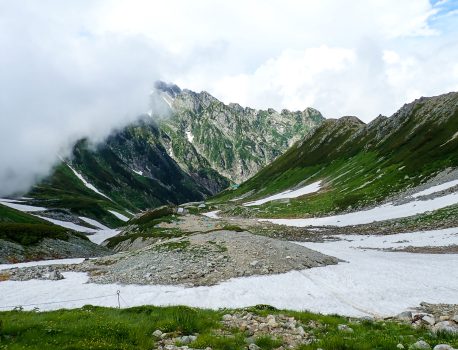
[0,0,457,196]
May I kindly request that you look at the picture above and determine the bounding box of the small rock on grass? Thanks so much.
[337,324,353,333]
[410,340,431,350]
[433,345,455,350]
[152,329,163,338]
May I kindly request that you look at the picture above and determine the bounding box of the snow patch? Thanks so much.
[132,169,143,176]
[88,228,120,245]
[0,199,47,212]
[67,165,111,200]
[203,210,220,219]
[411,179,458,198]
[79,217,110,230]
[162,95,173,108]
[1,233,457,316]
[186,130,194,143]
[108,210,130,222]
[244,181,321,207]
[36,216,96,233]
[0,258,85,271]
[261,192,458,227]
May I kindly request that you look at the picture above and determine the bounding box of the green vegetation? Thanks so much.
[105,228,187,249]
[214,94,458,218]
[105,207,188,249]
[0,204,87,246]
[29,163,128,228]
[0,205,46,225]
[0,306,456,350]
[0,223,73,246]
[128,206,176,227]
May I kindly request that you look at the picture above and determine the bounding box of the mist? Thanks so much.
[1,0,457,196]
[0,2,167,196]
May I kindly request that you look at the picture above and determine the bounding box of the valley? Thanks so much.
[1,90,457,349]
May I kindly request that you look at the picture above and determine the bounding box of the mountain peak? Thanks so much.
[153,81,182,98]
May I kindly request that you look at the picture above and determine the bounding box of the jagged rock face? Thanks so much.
[28,83,322,222]
[154,82,324,183]
[221,92,458,215]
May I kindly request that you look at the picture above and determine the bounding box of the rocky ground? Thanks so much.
[148,307,458,350]
[3,229,339,286]
[0,236,111,264]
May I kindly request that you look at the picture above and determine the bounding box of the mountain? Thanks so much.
[21,82,323,226]
[153,81,324,184]
[215,92,458,217]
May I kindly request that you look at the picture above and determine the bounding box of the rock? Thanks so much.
[397,311,413,322]
[222,314,233,321]
[433,321,458,335]
[249,260,259,267]
[337,324,354,333]
[266,315,277,327]
[48,270,64,280]
[245,337,255,344]
[152,329,163,338]
[179,335,197,344]
[248,344,261,350]
[296,326,305,336]
[433,345,454,350]
[410,340,431,350]
[439,316,450,321]
[452,314,458,323]
[397,344,405,349]
[422,315,435,326]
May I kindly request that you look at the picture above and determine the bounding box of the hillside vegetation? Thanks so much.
[214,93,458,217]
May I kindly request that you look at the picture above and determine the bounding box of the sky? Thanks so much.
[0,0,457,196]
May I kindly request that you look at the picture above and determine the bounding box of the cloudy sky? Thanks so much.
[0,0,457,195]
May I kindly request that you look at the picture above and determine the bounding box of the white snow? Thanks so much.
[0,258,85,271]
[108,210,130,222]
[0,199,47,212]
[162,95,173,108]
[202,210,220,219]
[36,216,96,233]
[332,227,458,250]
[67,165,111,200]
[186,131,194,143]
[0,198,24,203]
[243,181,321,207]
[78,216,120,244]
[261,191,458,227]
[132,169,144,176]
[411,179,458,198]
[1,228,457,316]
[79,217,110,230]
[88,228,120,245]
[37,216,119,244]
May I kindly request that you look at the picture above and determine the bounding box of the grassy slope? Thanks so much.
[0,306,456,350]
[0,204,88,246]
[29,163,126,228]
[213,93,458,218]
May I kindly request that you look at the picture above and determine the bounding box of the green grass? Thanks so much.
[0,223,74,246]
[0,204,88,246]
[0,205,47,225]
[213,95,458,218]
[0,306,457,350]
[0,305,219,350]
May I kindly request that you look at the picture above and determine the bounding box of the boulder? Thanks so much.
[410,340,431,350]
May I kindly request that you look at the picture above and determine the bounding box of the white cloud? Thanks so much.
[0,0,457,195]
